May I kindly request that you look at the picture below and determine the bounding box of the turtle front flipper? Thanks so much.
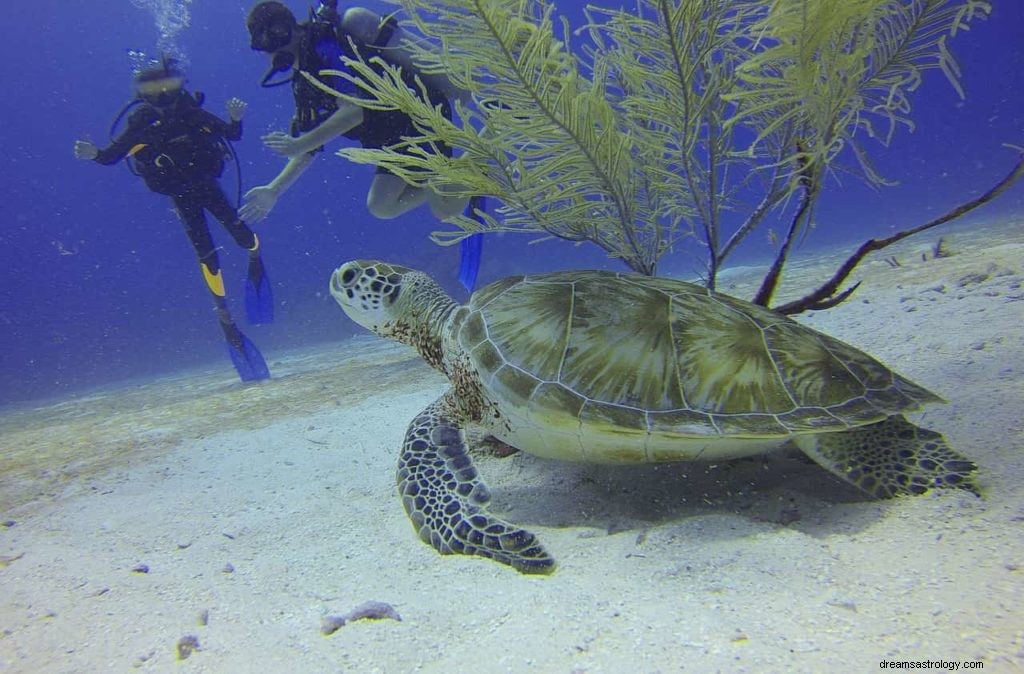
[794,415,979,498]
[398,393,555,574]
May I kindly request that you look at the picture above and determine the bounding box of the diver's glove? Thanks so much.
[226,97,248,121]
[240,186,279,223]
[262,131,304,158]
[73,140,98,161]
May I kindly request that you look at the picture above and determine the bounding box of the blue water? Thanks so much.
[0,0,1021,407]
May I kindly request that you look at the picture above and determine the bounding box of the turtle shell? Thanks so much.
[455,270,940,447]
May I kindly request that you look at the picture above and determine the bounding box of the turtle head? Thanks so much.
[331,260,415,334]
[331,261,456,361]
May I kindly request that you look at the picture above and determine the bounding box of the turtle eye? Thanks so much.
[341,268,356,285]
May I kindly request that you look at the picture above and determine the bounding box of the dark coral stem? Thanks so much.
[774,153,1024,315]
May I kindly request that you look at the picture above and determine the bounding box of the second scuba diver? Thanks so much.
[73,59,274,382]
[241,0,470,222]
[242,0,487,290]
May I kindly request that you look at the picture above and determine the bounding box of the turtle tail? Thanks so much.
[794,415,979,498]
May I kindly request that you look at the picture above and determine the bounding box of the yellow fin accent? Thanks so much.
[201,264,225,297]
[248,233,260,252]
[127,143,148,157]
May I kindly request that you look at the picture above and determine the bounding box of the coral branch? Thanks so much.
[774,153,1024,315]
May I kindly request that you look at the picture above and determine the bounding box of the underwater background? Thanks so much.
[1,3,1024,672]
[0,0,1022,407]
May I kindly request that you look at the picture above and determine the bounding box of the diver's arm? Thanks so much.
[74,140,99,161]
[290,104,363,155]
[239,153,317,222]
[195,109,243,143]
[219,116,243,142]
[194,109,243,144]
[89,109,152,165]
[226,119,243,142]
[218,113,243,143]
[262,104,362,158]
[222,98,247,141]
[269,152,316,194]
[90,126,144,165]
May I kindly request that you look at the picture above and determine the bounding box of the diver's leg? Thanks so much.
[176,193,222,291]
[426,186,471,221]
[205,181,258,251]
[204,182,273,324]
[175,193,234,329]
[174,193,269,381]
[367,175,468,220]
[174,192,222,295]
[366,172,429,219]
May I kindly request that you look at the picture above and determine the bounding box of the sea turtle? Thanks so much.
[330,261,978,574]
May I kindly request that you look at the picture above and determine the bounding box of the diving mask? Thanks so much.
[250,20,292,53]
[136,75,185,107]
[247,1,297,53]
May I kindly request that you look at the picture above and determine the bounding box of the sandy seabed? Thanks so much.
[1,218,1022,673]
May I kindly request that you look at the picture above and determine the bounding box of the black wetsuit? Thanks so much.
[290,15,452,170]
[94,92,256,274]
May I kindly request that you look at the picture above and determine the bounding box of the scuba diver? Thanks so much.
[73,58,274,382]
[242,0,487,290]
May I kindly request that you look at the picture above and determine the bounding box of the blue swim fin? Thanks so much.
[245,258,274,325]
[223,325,271,382]
[458,196,486,292]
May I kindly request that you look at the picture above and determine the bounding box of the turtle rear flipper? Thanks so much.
[398,393,555,574]
[794,416,979,498]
